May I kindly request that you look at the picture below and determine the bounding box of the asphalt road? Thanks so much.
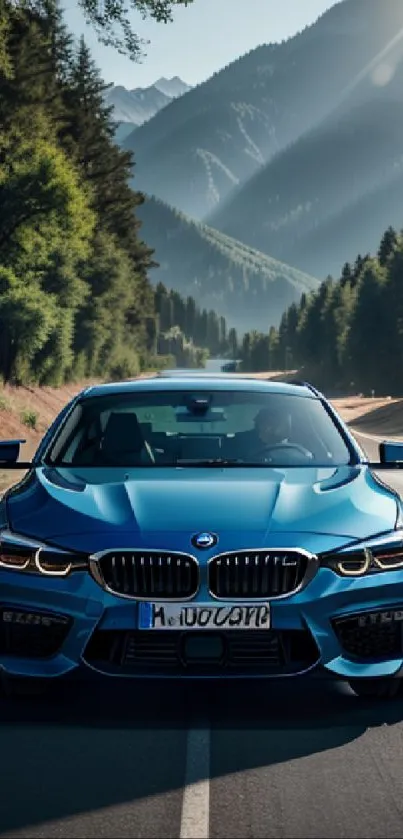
[3,428,403,839]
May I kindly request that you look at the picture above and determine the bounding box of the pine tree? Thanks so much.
[63,37,156,345]
[381,243,403,393]
[351,254,370,286]
[340,262,352,287]
[268,326,278,370]
[185,295,196,340]
[228,327,238,359]
[62,38,152,270]
[0,2,58,158]
[0,0,12,78]
[378,226,398,267]
[346,261,387,393]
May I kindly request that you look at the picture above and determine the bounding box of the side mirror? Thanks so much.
[379,441,403,464]
[0,440,26,464]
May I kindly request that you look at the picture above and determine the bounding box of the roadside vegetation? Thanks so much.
[240,227,403,396]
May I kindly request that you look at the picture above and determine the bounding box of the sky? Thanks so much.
[62,0,338,89]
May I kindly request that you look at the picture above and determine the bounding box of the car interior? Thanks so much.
[48,397,350,467]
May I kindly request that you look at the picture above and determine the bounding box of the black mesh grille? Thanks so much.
[209,550,309,598]
[333,612,403,659]
[95,551,199,599]
[83,628,319,676]
[0,607,72,658]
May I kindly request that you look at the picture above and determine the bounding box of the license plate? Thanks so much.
[139,602,271,630]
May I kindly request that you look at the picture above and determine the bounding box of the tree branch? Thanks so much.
[77,0,194,60]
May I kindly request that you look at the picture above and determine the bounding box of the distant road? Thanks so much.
[2,426,403,839]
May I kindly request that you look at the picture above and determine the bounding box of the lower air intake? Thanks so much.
[333,609,403,659]
[0,607,72,658]
[83,628,320,677]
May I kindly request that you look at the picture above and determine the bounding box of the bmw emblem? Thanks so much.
[192,532,218,550]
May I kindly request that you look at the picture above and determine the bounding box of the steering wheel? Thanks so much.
[251,442,314,462]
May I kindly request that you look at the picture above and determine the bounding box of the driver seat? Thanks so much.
[100,412,154,465]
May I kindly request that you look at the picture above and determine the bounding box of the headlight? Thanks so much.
[0,529,88,577]
[321,531,403,577]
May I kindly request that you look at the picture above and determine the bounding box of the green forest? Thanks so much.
[137,195,317,334]
[240,226,403,396]
[0,0,231,385]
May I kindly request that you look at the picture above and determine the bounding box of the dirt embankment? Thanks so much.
[0,381,95,486]
[1,379,403,492]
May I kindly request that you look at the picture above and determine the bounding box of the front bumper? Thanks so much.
[2,566,403,680]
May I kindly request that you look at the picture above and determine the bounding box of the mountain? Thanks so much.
[113,122,138,144]
[123,0,403,220]
[208,93,403,277]
[154,77,190,98]
[283,165,403,279]
[137,196,318,334]
[105,76,191,127]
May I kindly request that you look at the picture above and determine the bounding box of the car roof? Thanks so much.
[82,375,321,400]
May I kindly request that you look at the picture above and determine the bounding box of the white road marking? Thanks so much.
[180,724,210,839]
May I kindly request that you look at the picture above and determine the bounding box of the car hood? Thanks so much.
[5,464,398,555]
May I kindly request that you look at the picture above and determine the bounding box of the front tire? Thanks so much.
[348,677,402,699]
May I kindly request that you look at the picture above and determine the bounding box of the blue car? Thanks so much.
[1,374,403,699]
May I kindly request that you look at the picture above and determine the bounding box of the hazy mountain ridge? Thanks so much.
[287,165,403,278]
[137,196,318,334]
[154,77,190,98]
[105,76,191,127]
[209,89,403,277]
[123,0,403,220]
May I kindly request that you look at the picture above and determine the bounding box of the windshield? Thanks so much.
[44,390,354,468]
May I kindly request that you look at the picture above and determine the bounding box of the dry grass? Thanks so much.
[0,380,97,491]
